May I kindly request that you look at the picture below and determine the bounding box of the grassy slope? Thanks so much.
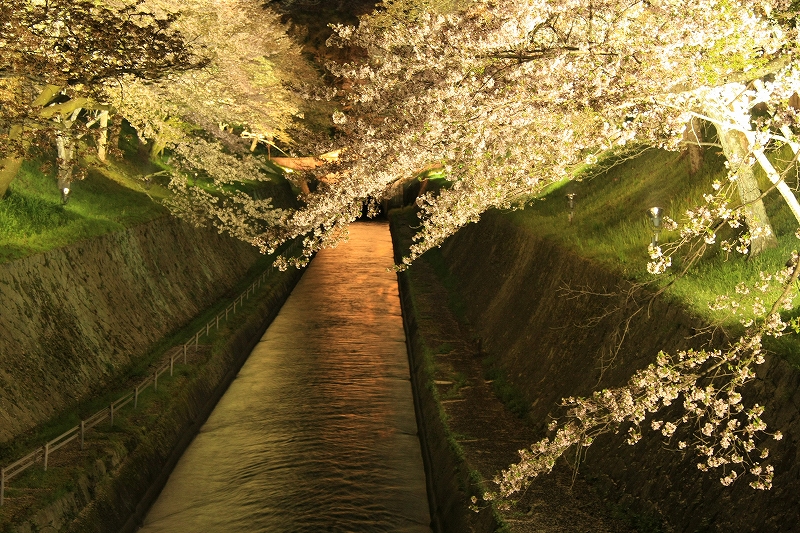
[0,156,169,263]
[507,144,800,365]
[0,123,298,264]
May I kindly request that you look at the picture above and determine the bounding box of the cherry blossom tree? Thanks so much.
[4,0,800,503]
[101,0,332,228]
[241,0,800,501]
[0,0,204,197]
[288,0,797,266]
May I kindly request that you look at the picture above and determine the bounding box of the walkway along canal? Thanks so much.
[137,221,432,532]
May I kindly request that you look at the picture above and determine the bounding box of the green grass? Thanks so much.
[0,129,298,264]
[512,147,726,270]
[0,156,168,263]
[510,144,800,345]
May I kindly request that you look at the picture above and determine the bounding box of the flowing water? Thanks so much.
[138,222,431,532]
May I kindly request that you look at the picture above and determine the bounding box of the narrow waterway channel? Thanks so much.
[137,221,431,532]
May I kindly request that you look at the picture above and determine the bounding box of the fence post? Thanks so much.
[1,466,5,506]
[134,386,139,409]
[170,354,174,376]
[195,331,200,351]
[206,322,210,336]
[110,403,114,426]
[44,443,49,471]
[80,421,85,450]
[154,370,158,392]
[233,300,237,314]
[226,307,230,320]
[183,343,187,364]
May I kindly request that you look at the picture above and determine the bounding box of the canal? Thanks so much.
[137,222,431,532]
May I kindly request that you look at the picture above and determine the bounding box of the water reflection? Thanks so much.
[138,222,431,533]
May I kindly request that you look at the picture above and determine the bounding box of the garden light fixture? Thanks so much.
[648,206,663,247]
[566,193,576,223]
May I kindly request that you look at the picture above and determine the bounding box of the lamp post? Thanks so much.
[61,187,71,205]
[566,193,576,223]
[648,206,663,247]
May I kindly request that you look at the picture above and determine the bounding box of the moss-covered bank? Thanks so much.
[392,236,490,533]
[5,265,301,533]
[0,217,304,532]
[392,208,641,533]
[0,217,260,443]
[432,209,800,532]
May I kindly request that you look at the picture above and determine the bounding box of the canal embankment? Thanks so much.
[0,218,303,532]
[0,216,260,444]
[392,205,800,532]
[390,207,638,533]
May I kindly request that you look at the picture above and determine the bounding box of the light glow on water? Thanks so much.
[138,222,431,533]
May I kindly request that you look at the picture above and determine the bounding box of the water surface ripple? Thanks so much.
[138,222,431,532]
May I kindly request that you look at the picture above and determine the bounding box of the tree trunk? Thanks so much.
[0,156,23,198]
[149,135,168,160]
[682,116,704,175]
[97,110,109,161]
[0,125,25,198]
[713,122,778,255]
[56,134,75,193]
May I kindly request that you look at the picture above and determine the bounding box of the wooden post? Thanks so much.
[44,443,49,471]
[110,403,114,426]
[206,322,210,336]
[170,354,174,376]
[233,301,237,313]
[1,466,5,506]
[80,421,85,450]
[216,315,220,330]
[154,370,158,392]
[183,343,187,364]
[226,307,229,320]
[195,331,199,351]
[134,386,139,409]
